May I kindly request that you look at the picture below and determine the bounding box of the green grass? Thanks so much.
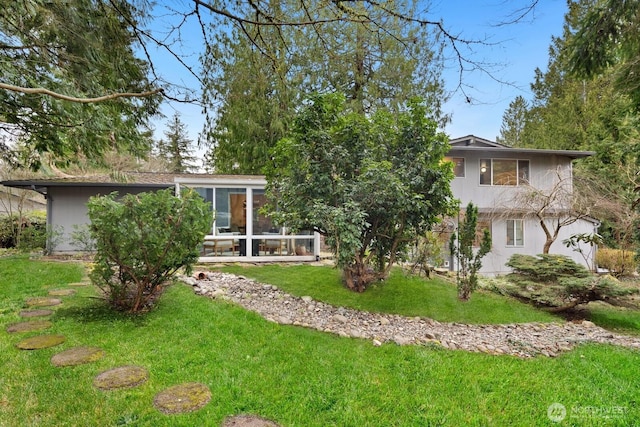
[216,264,559,324]
[1,256,639,426]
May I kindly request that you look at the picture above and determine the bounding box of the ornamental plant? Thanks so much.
[87,188,211,313]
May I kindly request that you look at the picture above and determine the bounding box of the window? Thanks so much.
[506,220,524,246]
[479,159,530,185]
[444,157,465,177]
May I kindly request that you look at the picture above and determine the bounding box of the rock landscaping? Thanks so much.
[186,271,640,358]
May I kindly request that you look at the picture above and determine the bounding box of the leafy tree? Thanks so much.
[450,202,491,301]
[156,113,197,173]
[496,95,529,146]
[265,93,456,291]
[87,188,212,313]
[0,0,162,169]
[201,0,447,173]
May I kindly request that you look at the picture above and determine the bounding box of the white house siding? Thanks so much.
[48,186,160,252]
[447,147,597,275]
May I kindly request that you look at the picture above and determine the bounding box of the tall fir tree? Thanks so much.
[200,0,447,174]
[496,96,529,147]
[157,114,196,173]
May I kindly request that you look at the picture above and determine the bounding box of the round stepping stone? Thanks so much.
[222,415,281,427]
[68,282,89,287]
[48,289,76,296]
[51,346,105,367]
[19,309,54,318]
[16,334,65,350]
[6,320,53,333]
[93,366,149,390]
[153,382,211,414]
[25,297,62,308]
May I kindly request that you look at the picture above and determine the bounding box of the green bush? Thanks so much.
[87,188,212,313]
[506,253,590,282]
[596,247,637,277]
[501,254,638,311]
[0,211,47,250]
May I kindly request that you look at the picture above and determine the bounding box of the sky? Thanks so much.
[150,0,569,149]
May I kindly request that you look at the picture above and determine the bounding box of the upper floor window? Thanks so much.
[479,159,529,185]
[443,157,465,177]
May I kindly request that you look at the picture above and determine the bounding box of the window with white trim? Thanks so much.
[443,157,465,177]
[506,219,524,246]
[479,159,529,185]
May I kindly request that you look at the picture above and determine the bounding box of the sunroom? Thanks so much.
[175,176,321,262]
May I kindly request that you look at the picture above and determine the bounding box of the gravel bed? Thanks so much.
[181,272,640,358]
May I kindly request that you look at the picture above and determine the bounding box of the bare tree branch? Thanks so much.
[0,82,163,103]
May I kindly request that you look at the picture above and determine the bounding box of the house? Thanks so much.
[1,135,598,273]
[1,172,320,262]
[445,135,598,274]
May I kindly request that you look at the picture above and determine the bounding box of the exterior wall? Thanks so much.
[449,150,572,210]
[447,149,597,275]
[465,216,599,275]
[48,186,160,252]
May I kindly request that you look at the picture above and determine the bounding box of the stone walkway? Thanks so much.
[185,271,640,358]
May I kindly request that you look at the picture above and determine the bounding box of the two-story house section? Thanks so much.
[445,135,599,275]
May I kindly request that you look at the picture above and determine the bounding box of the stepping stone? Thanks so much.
[16,334,65,350]
[25,297,62,308]
[19,309,54,318]
[51,346,105,367]
[222,415,281,427]
[93,366,149,390]
[153,382,211,414]
[68,282,89,287]
[6,320,53,333]
[48,289,76,296]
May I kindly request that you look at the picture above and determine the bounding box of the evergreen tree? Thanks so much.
[0,0,161,169]
[201,0,447,174]
[496,96,529,147]
[157,114,196,173]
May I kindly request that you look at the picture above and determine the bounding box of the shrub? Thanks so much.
[88,188,212,313]
[0,211,47,250]
[596,247,637,277]
[506,253,589,282]
[501,254,638,311]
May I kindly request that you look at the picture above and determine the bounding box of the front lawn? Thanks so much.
[1,256,639,426]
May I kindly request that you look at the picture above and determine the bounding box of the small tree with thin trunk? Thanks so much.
[450,202,492,301]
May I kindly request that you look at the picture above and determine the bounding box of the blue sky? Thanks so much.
[150,0,568,148]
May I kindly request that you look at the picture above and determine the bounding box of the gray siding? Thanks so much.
[448,150,596,274]
[49,186,162,252]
